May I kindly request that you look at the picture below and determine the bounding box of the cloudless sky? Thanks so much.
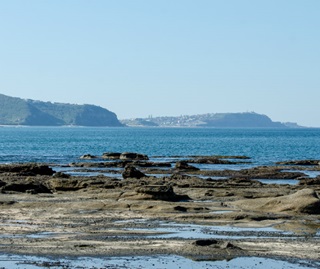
[0,1,319,126]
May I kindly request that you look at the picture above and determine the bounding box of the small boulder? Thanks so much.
[193,239,218,246]
[80,154,97,160]
[135,185,190,201]
[175,161,199,171]
[120,152,149,161]
[122,165,146,179]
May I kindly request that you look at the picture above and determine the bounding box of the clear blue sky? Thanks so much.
[0,1,319,126]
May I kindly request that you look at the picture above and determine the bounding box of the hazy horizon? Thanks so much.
[1,1,319,127]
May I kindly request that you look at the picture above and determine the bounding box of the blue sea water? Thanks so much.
[0,127,320,166]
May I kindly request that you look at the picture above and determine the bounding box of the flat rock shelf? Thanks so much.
[0,153,319,268]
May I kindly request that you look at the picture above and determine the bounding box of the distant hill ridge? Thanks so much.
[121,113,301,128]
[0,94,123,126]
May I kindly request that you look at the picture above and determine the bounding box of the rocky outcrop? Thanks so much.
[277,160,320,166]
[193,239,241,250]
[135,185,190,201]
[1,182,51,194]
[49,177,119,191]
[299,177,320,186]
[175,161,199,171]
[102,152,122,160]
[122,165,147,179]
[120,152,149,161]
[231,188,320,214]
[80,154,98,160]
[188,157,240,165]
[0,164,55,176]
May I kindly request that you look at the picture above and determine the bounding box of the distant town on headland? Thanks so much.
[0,94,302,128]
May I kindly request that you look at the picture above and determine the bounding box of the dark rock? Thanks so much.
[220,242,242,250]
[0,180,6,188]
[0,164,55,176]
[102,152,121,160]
[236,166,305,179]
[135,185,190,201]
[0,201,16,205]
[122,165,147,179]
[49,177,119,191]
[193,239,242,250]
[193,239,218,246]
[277,160,320,166]
[173,206,188,212]
[53,172,71,178]
[132,161,172,168]
[299,177,320,185]
[80,154,97,160]
[189,158,237,165]
[175,161,200,171]
[1,182,52,194]
[120,152,149,161]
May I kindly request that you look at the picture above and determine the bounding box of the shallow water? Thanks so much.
[257,179,299,185]
[125,221,296,240]
[0,254,319,269]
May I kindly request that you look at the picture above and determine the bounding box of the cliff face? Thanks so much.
[0,94,123,127]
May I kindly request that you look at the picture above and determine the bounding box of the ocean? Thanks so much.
[0,126,320,166]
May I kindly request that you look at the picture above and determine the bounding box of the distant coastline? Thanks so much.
[121,112,303,128]
[0,94,304,128]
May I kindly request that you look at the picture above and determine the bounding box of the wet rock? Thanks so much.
[132,161,172,168]
[175,161,199,171]
[49,178,117,191]
[80,154,97,159]
[189,158,237,165]
[135,185,190,202]
[0,164,55,176]
[0,200,15,205]
[102,152,121,159]
[0,180,6,188]
[193,239,241,250]
[1,182,52,194]
[70,161,128,168]
[173,206,188,212]
[277,160,320,166]
[193,239,218,246]
[299,177,320,185]
[53,172,71,178]
[122,165,147,179]
[235,166,305,179]
[120,152,149,161]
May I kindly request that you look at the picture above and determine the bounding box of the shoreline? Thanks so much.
[0,155,319,266]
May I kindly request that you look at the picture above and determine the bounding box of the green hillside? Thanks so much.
[0,94,123,126]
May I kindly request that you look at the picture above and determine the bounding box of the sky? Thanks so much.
[0,1,319,127]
